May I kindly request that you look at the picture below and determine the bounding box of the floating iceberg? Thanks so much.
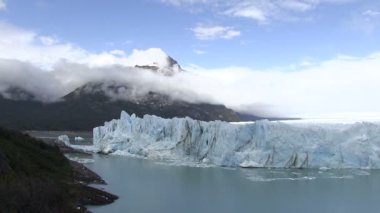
[57,135,70,146]
[93,111,380,169]
[74,136,85,141]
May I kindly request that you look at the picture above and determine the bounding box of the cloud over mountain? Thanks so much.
[1,22,380,119]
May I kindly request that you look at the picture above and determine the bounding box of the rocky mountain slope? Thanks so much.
[0,81,241,130]
[0,54,264,131]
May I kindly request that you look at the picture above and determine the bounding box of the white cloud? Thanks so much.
[161,0,213,6]
[0,0,6,11]
[225,3,267,22]
[183,52,380,118]
[122,40,133,45]
[39,36,59,46]
[350,9,380,33]
[3,45,380,118]
[224,0,355,23]
[363,10,380,18]
[280,0,314,11]
[191,25,241,40]
[194,49,206,55]
[0,22,173,69]
[162,0,355,23]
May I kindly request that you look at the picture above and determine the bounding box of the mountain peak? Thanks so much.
[131,48,184,76]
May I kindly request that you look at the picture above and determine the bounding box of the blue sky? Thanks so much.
[1,0,380,69]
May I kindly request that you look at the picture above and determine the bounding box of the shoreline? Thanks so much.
[27,132,119,212]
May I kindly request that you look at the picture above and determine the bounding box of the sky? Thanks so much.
[1,0,379,68]
[0,0,380,118]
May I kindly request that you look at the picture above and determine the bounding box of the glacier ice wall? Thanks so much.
[93,111,380,169]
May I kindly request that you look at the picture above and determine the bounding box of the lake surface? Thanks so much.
[28,131,380,213]
[86,154,380,213]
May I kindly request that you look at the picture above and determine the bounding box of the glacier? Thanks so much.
[93,111,380,169]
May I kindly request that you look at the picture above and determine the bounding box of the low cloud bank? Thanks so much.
[1,22,380,119]
[186,53,380,118]
[0,59,212,104]
[2,53,380,119]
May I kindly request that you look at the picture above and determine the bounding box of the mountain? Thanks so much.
[0,54,269,131]
[135,55,183,76]
[0,81,241,130]
[0,86,36,101]
[64,81,240,121]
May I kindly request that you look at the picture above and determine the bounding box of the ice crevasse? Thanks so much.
[93,111,380,169]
